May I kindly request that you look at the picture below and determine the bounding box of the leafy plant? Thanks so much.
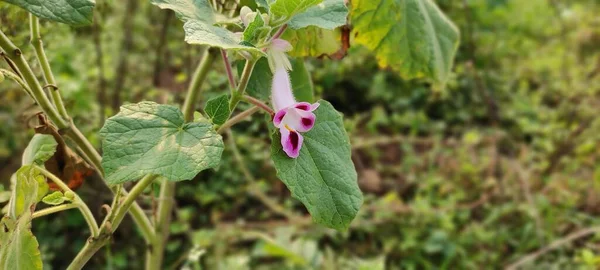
[0,0,459,268]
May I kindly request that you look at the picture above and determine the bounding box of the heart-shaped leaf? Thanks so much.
[100,102,224,184]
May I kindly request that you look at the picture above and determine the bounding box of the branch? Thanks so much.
[506,227,600,270]
[217,106,260,133]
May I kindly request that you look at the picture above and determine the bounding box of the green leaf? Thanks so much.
[1,0,95,26]
[41,191,70,206]
[270,0,322,21]
[237,58,272,101]
[0,216,42,270]
[282,26,342,57]
[183,20,264,54]
[289,59,313,102]
[350,0,460,88]
[243,10,267,44]
[256,0,270,9]
[270,100,362,230]
[287,0,347,30]
[204,94,231,125]
[21,134,57,165]
[100,102,224,184]
[10,166,43,218]
[150,0,214,23]
[1,166,43,270]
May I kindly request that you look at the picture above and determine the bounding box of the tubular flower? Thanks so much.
[271,67,319,158]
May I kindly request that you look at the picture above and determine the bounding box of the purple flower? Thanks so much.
[271,67,319,158]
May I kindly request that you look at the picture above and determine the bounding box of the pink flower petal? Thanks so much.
[273,109,287,127]
[271,39,292,52]
[280,127,303,158]
[271,67,296,111]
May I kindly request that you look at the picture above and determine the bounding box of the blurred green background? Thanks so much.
[1,0,600,269]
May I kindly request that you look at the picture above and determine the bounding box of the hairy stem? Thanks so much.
[221,49,236,91]
[0,28,68,128]
[218,106,260,133]
[229,59,257,112]
[243,94,274,115]
[32,204,78,219]
[29,14,69,119]
[182,48,217,122]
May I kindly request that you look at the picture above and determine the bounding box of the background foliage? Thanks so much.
[1,0,600,268]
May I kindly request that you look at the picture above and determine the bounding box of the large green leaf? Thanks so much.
[350,0,459,88]
[270,100,362,230]
[204,94,231,125]
[282,26,342,57]
[2,0,95,26]
[289,59,313,102]
[183,20,264,54]
[150,0,214,23]
[0,166,43,270]
[100,102,224,184]
[287,0,347,30]
[270,0,322,21]
[21,134,57,165]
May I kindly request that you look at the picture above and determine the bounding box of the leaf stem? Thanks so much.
[0,28,68,128]
[29,14,69,119]
[229,58,258,112]
[218,106,260,133]
[35,165,100,237]
[146,179,175,270]
[221,48,236,91]
[243,94,274,115]
[32,203,78,219]
[271,24,288,41]
[182,48,217,122]
[0,68,35,99]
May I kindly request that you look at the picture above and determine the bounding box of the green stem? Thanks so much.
[64,124,104,176]
[182,48,217,122]
[32,204,78,219]
[0,28,68,128]
[67,175,157,270]
[35,165,100,237]
[111,175,157,230]
[146,179,175,270]
[29,14,69,119]
[228,59,257,112]
[217,106,260,133]
[0,68,35,99]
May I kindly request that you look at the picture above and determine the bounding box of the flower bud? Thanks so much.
[64,191,75,200]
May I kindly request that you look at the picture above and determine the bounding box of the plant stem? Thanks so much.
[221,49,236,91]
[0,68,35,99]
[36,165,100,237]
[229,59,257,112]
[32,204,78,219]
[243,94,274,115]
[217,106,260,133]
[111,175,157,230]
[64,124,104,176]
[146,179,175,270]
[182,48,217,122]
[29,14,69,119]
[67,175,158,270]
[271,24,288,41]
[0,28,68,128]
